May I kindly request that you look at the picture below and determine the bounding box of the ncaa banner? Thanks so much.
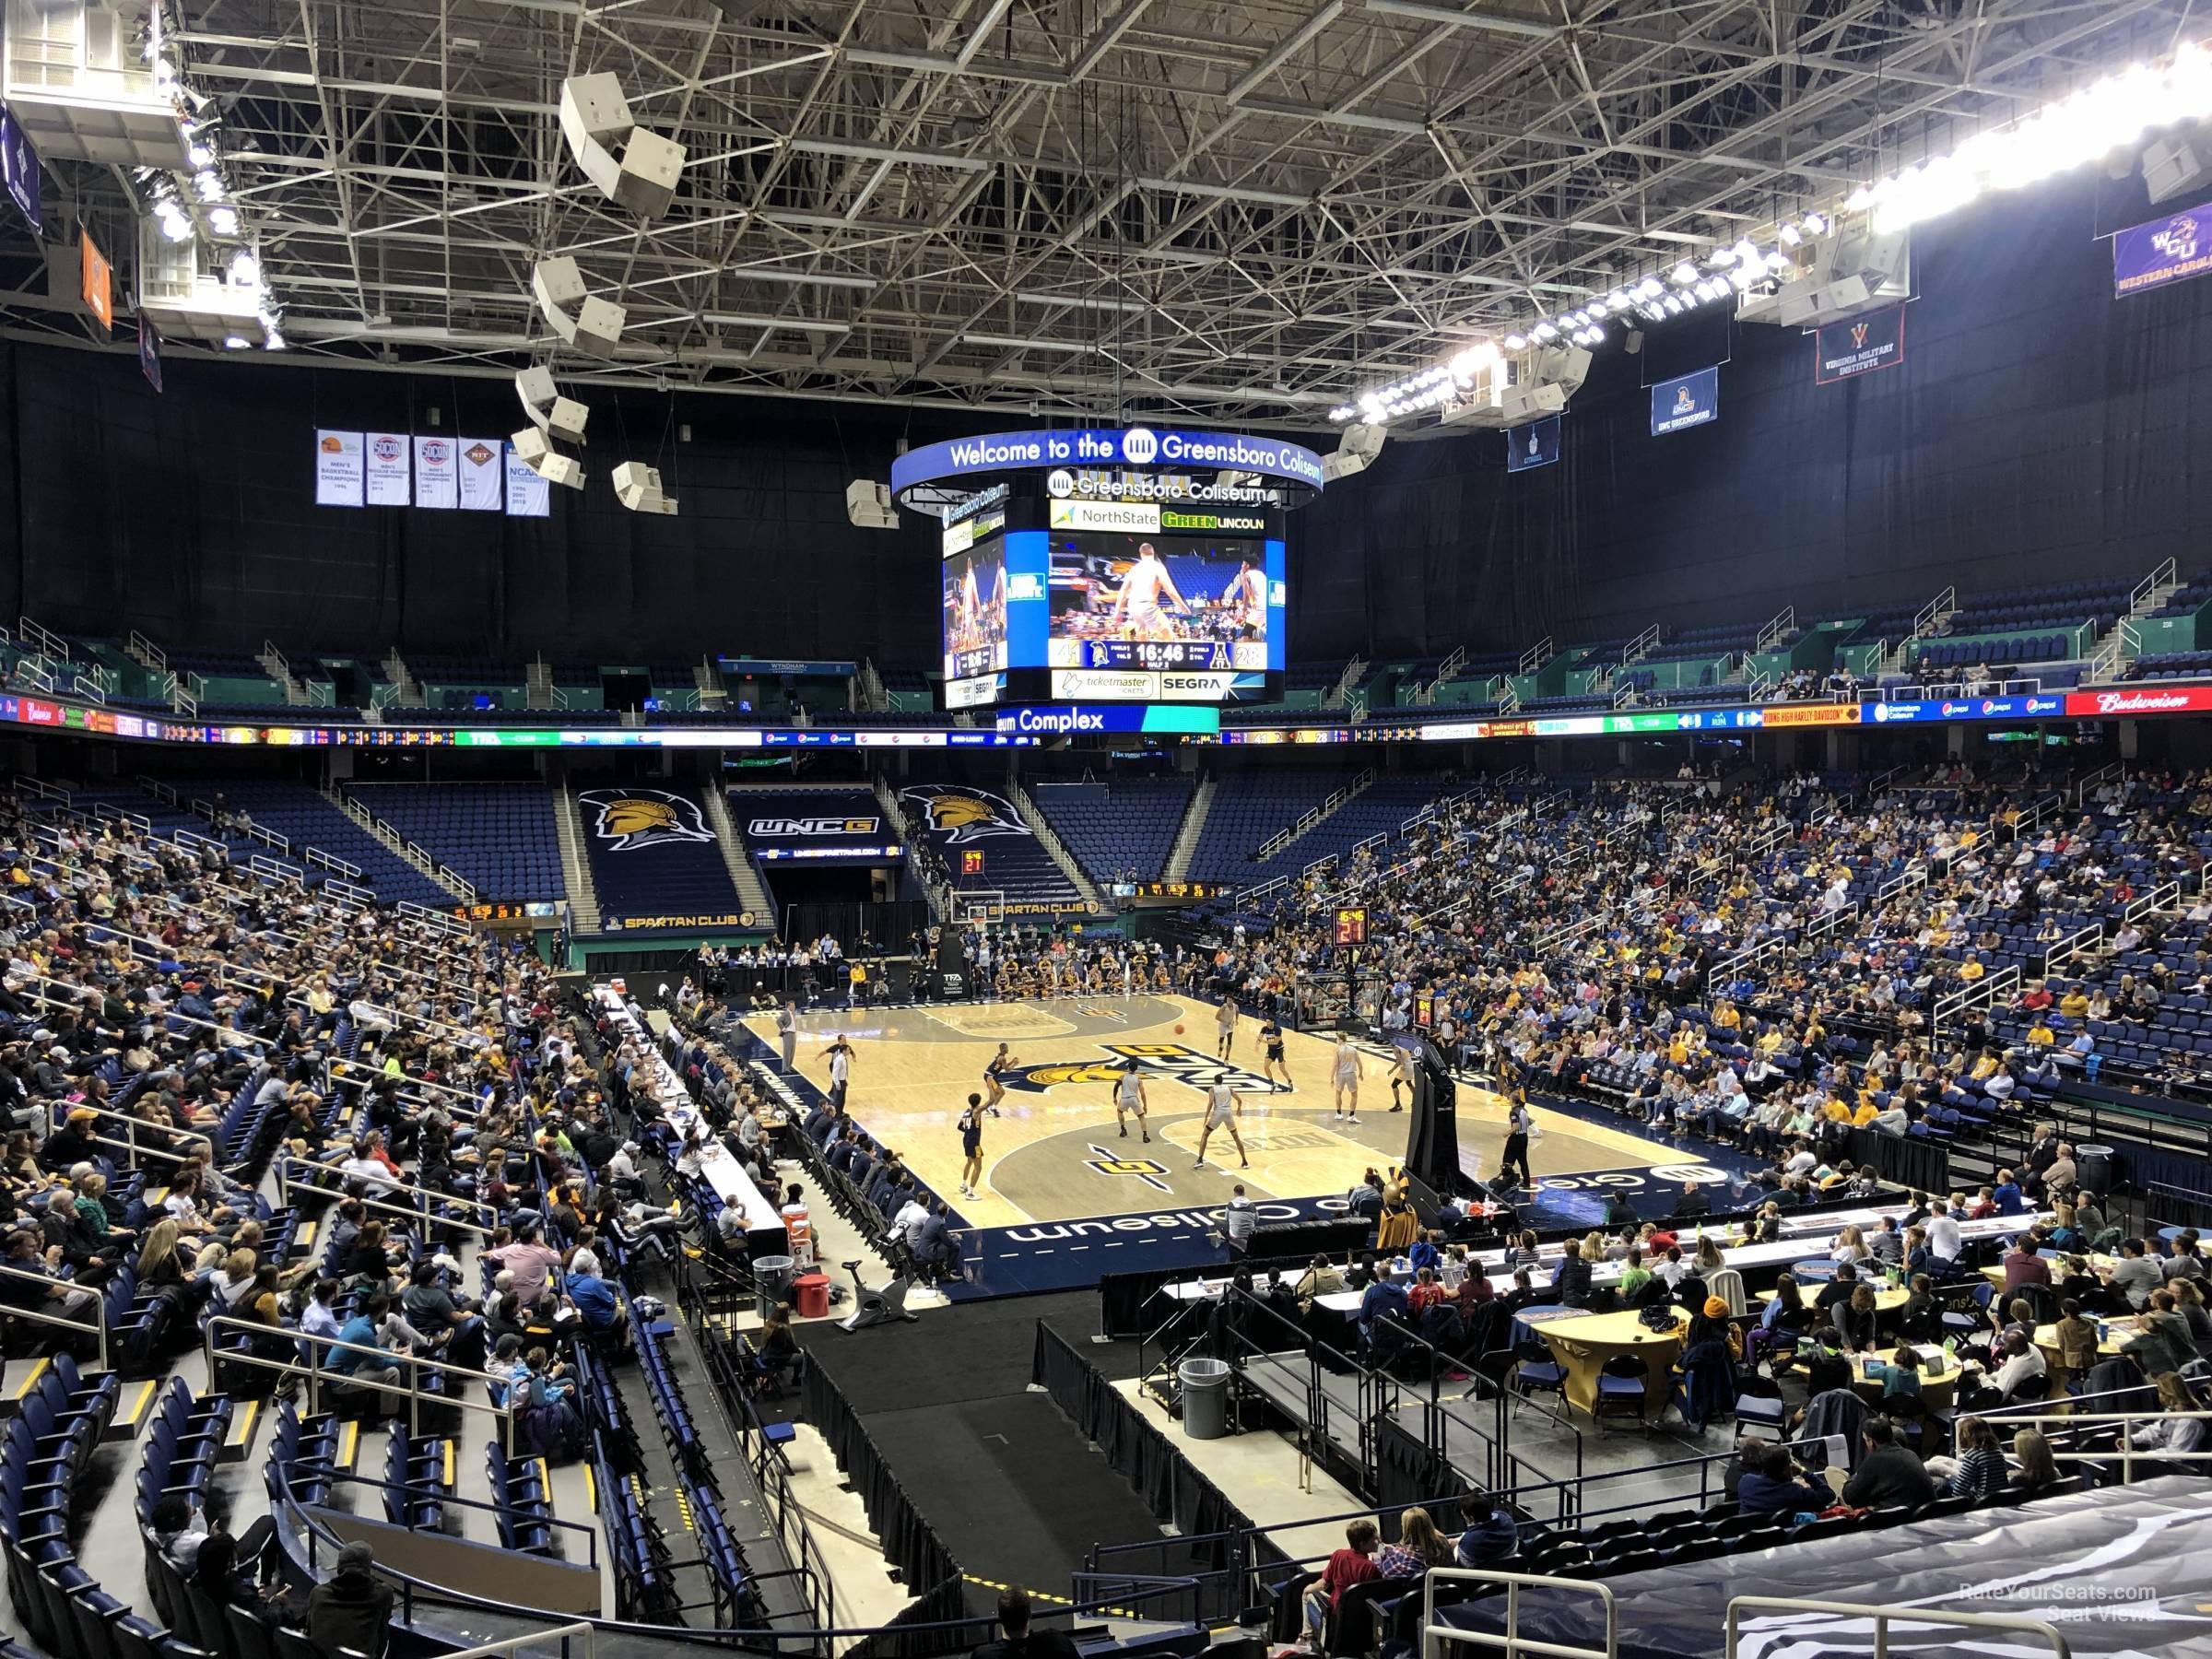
[314,430,364,507]
[414,436,458,509]
[364,433,411,506]
[1650,366,1718,436]
[2113,197,2212,297]
[1815,303,1905,383]
[457,438,504,511]
[503,443,549,518]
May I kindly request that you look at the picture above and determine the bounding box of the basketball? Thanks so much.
[1173,1023,1185,1034]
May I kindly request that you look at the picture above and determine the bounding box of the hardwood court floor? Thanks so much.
[747,994,1684,1230]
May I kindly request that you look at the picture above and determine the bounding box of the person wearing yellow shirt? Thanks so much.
[1824,1096,1854,1124]
[1957,957,1984,982]
[1757,1029,1784,1056]
[1970,1050,1999,1081]
[1714,1003,1742,1032]
[1852,1098,1880,1127]
[2027,1019,2055,1048]
[2059,988,2090,1019]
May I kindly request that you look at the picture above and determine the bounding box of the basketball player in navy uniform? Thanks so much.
[982,1042,1017,1112]
[957,1093,986,1199]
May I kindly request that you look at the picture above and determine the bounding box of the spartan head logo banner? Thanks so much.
[578,788,715,850]
[899,784,1031,844]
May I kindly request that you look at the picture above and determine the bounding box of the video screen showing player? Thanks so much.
[942,536,1008,681]
[1048,533,1268,670]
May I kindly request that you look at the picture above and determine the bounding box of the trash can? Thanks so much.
[754,1253,795,1320]
[1179,1358,1231,1441]
[2077,1145,2115,1195]
[793,1272,831,1320]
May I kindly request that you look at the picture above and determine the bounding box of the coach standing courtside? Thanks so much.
[777,1001,798,1072]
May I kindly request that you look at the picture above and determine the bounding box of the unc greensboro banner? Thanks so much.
[1814,303,1905,383]
[2114,196,2212,297]
[1650,367,1718,436]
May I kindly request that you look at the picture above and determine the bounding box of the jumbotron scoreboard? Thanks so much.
[900,425,1318,710]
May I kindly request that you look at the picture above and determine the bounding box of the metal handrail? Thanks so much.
[0,1260,109,1371]
[276,1157,500,1229]
[201,1312,519,1453]
[1424,1568,1618,1659]
[1724,1596,2069,1659]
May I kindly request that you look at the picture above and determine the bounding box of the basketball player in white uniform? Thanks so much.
[1112,1064,1150,1143]
[1107,542,1189,640]
[1193,1077,1249,1170]
[1215,995,1239,1059]
[1224,559,1268,636]
[1332,1037,1364,1124]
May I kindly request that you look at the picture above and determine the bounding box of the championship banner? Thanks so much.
[456,438,504,511]
[313,430,364,507]
[0,106,41,233]
[1650,366,1718,436]
[1505,415,1559,472]
[2113,196,2212,297]
[364,433,410,506]
[503,443,548,518]
[1814,303,1905,383]
[737,789,900,861]
[414,436,458,509]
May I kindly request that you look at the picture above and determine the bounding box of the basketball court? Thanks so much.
[745,993,1700,1230]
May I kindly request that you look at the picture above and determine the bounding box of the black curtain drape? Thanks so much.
[1372,1416,1474,1530]
[800,1358,961,1595]
[1843,1129,1949,1194]
[1031,1322,1252,1568]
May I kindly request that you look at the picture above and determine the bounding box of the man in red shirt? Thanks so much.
[1302,1519,1380,1644]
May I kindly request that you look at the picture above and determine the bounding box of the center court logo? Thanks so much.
[1082,1144,1175,1193]
[577,787,716,850]
[1002,1042,1277,1096]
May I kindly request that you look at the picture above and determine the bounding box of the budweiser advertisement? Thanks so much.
[2066,686,2212,717]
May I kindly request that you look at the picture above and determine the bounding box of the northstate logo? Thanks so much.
[578,787,715,850]
[900,784,1029,844]
[1003,1042,1277,1096]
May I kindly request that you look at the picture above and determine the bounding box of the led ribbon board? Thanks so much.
[889,427,1326,508]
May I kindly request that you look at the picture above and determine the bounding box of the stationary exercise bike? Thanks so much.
[837,1257,920,1331]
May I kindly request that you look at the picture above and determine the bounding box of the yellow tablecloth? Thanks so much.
[1534,1307,1689,1415]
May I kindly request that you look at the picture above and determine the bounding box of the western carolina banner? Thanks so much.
[414,436,458,509]
[2113,196,2212,297]
[1505,414,1559,472]
[1651,366,1718,436]
[1814,303,1905,383]
[313,430,364,506]
[456,438,504,511]
[364,433,410,506]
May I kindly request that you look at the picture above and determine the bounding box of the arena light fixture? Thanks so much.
[1330,41,2212,426]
